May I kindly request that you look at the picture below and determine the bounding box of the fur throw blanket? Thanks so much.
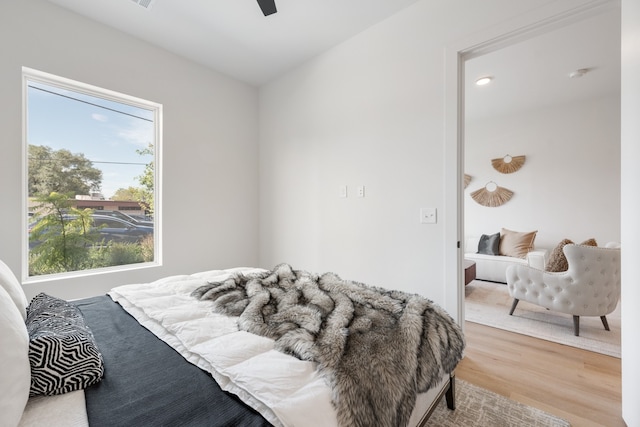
[192,264,465,427]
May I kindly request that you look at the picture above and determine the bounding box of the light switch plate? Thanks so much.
[420,208,437,224]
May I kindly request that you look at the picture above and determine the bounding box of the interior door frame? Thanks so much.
[443,0,618,324]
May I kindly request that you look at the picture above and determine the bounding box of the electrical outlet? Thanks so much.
[420,208,437,224]
[357,186,365,198]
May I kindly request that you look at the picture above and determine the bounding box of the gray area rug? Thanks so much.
[429,379,570,426]
[464,280,620,358]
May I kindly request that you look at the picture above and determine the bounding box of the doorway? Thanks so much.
[443,0,620,330]
[461,7,621,339]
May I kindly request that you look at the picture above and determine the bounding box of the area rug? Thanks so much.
[429,379,570,426]
[464,280,621,358]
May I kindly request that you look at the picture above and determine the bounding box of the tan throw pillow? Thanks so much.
[546,238,598,272]
[499,228,537,259]
[579,238,598,247]
[546,239,574,272]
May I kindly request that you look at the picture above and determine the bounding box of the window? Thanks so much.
[23,68,161,279]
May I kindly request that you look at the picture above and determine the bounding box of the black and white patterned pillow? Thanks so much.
[26,293,104,396]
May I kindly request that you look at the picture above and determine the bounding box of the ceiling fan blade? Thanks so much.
[257,0,277,16]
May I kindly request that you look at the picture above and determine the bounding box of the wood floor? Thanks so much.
[456,321,624,427]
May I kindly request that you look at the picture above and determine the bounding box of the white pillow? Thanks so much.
[0,285,30,427]
[0,259,28,320]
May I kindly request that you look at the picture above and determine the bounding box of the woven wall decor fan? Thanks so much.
[464,174,472,188]
[491,154,526,174]
[470,181,514,207]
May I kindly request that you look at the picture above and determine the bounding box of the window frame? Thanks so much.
[22,67,162,282]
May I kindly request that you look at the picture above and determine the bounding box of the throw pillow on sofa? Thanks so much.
[477,232,500,255]
[545,239,573,272]
[499,228,537,259]
[546,238,598,272]
[580,238,598,247]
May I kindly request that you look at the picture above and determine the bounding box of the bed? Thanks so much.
[2,263,465,427]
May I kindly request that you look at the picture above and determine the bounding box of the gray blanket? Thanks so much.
[192,264,465,427]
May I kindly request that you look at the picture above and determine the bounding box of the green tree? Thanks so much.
[135,143,155,215]
[28,145,103,197]
[29,192,100,275]
[112,143,154,214]
[111,187,145,202]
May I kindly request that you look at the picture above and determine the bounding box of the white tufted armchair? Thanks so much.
[506,244,621,336]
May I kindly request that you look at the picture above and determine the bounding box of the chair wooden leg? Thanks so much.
[601,316,610,331]
[509,298,519,315]
[445,373,455,410]
[573,315,580,336]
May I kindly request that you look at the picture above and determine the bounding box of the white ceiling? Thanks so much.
[45,0,620,116]
[465,7,620,120]
[45,0,421,86]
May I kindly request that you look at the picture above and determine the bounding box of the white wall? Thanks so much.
[465,95,621,251]
[621,0,640,423]
[257,0,572,305]
[0,0,260,300]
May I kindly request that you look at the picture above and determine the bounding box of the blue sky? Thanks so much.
[27,81,154,199]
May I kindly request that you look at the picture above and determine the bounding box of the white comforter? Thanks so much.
[108,267,444,427]
[109,267,337,427]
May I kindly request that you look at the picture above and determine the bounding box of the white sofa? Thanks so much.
[464,236,547,283]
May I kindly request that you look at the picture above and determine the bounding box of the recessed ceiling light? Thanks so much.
[475,76,493,86]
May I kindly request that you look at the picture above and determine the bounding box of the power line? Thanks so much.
[28,85,153,122]
[93,160,148,166]
[28,157,148,166]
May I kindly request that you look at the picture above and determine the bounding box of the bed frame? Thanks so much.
[417,374,456,426]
